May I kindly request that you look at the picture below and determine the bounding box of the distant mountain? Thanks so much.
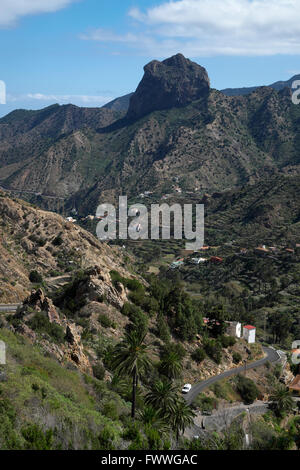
[1,54,300,215]
[204,174,300,246]
[102,93,133,112]
[221,74,300,96]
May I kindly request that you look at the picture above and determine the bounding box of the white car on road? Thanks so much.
[182,384,192,394]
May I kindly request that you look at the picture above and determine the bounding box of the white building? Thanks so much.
[191,257,208,265]
[226,321,242,338]
[243,325,256,344]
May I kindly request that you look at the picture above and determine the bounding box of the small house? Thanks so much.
[191,257,208,265]
[226,321,242,338]
[210,256,223,263]
[243,325,256,344]
[170,261,184,269]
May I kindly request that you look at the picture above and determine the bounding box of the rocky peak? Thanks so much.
[127,53,210,120]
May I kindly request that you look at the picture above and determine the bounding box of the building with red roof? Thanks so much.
[243,325,256,344]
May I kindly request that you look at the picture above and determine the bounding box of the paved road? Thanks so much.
[185,347,280,404]
[185,401,270,438]
[0,304,21,313]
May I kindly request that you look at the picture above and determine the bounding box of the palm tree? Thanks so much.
[145,380,178,416]
[111,330,151,419]
[270,384,294,417]
[139,405,170,434]
[171,398,196,443]
[159,350,183,379]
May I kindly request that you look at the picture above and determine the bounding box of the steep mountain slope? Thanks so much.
[0,191,130,302]
[203,174,300,246]
[0,103,121,181]
[103,93,133,112]
[0,55,300,215]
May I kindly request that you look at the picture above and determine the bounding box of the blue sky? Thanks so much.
[1,0,300,117]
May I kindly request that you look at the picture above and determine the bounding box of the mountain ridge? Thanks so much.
[0,54,300,215]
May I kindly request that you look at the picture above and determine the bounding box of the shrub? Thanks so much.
[110,270,123,287]
[98,427,116,450]
[126,308,148,336]
[92,362,106,381]
[28,312,65,343]
[191,347,206,364]
[235,375,259,404]
[29,270,43,284]
[121,302,139,317]
[52,234,63,246]
[102,401,119,421]
[221,335,236,348]
[203,338,222,364]
[211,382,228,399]
[156,314,171,341]
[232,352,242,364]
[125,278,144,292]
[21,424,53,450]
[110,271,144,293]
[192,394,218,412]
[98,314,112,328]
[161,342,186,361]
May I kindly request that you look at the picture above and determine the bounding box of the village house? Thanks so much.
[243,325,256,344]
[170,260,184,269]
[226,321,242,338]
[210,256,223,263]
[191,257,208,265]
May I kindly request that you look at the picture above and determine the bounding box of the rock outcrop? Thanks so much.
[65,324,92,374]
[17,288,92,373]
[21,288,61,324]
[127,53,210,120]
[73,265,128,311]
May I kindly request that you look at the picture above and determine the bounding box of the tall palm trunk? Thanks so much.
[131,366,137,419]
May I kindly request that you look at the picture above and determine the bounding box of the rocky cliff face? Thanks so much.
[12,288,92,374]
[127,54,210,120]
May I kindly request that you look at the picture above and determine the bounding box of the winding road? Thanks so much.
[184,346,280,405]
[0,304,21,313]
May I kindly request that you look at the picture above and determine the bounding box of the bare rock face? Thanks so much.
[21,288,61,324]
[15,323,36,343]
[127,53,210,121]
[18,289,92,373]
[65,324,92,374]
[75,265,128,310]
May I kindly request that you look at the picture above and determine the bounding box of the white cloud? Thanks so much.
[80,29,139,44]
[82,0,300,56]
[7,92,113,106]
[0,0,78,27]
